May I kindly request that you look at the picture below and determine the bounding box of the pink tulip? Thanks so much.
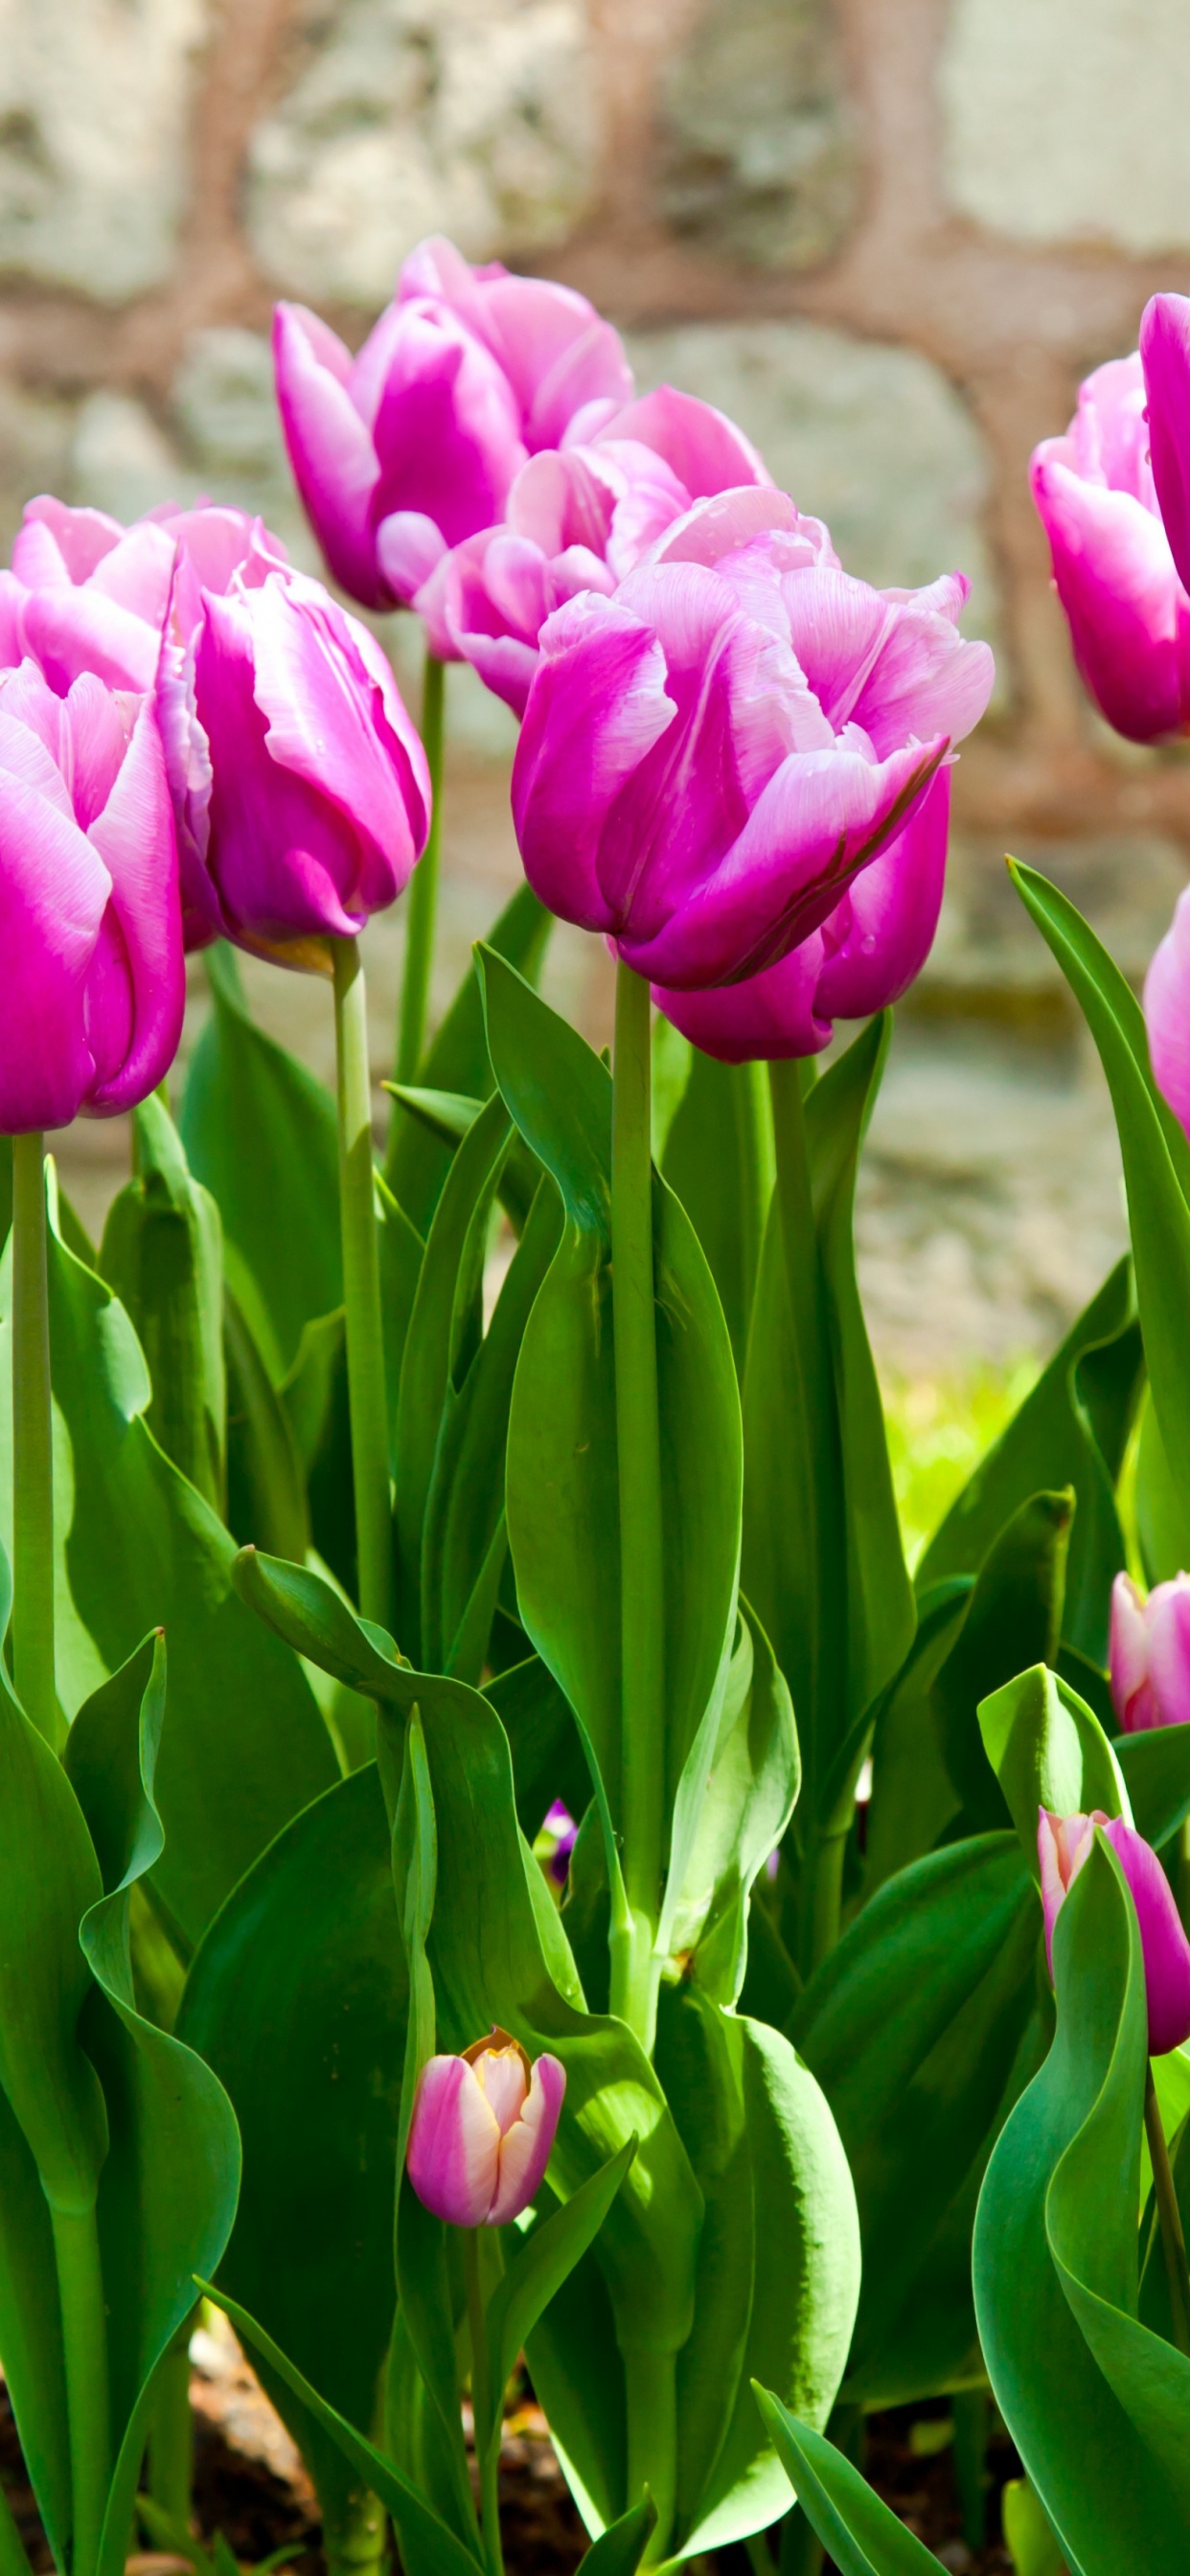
[1110,1570,1190,1733]
[652,768,950,1062]
[1140,293,1190,600]
[1038,1806,1190,2055]
[0,657,183,1134]
[406,2028,566,2227]
[511,489,994,993]
[161,563,432,966]
[0,494,287,697]
[417,386,770,715]
[1030,354,1190,743]
[273,234,632,614]
[1144,883,1190,1135]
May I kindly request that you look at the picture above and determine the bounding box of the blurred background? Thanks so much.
[4,0,1189,1497]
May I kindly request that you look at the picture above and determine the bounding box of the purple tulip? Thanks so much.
[406,2027,566,2227]
[417,386,771,715]
[159,563,432,965]
[1140,293,1190,600]
[1110,1570,1190,1734]
[0,494,287,698]
[273,233,633,614]
[511,489,994,994]
[1144,883,1190,1135]
[1038,1806,1190,2056]
[652,767,950,1062]
[1030,354,1190,743]
[540,1797,580,1888]
[0,657,183,1134]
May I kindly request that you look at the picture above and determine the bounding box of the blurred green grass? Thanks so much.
[881,1357,1039,1573]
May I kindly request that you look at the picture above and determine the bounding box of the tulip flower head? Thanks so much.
[160,562,432,966]
[1030,353,1190,743]
[512,488,994,1000]
[0,494,288,699]
[406,2029,566,2227]
[1144,882,1190,1139]
[1038,1806,1190,2056]
[1110,1569,1190,1733]
[0,658,183,1133]
[1140,292,1190,603]
[273,234,632,613]
[418,385,772,715]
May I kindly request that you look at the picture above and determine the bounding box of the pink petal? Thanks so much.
[488,2054,566,2224]
[247,575,429,889]
[513,594,677,932]
[1141,293,1190,600]
[0,742,110,1132]
[272,303,384,608]
[813,768,950,1021]
[1143,1575,1190,1732]
[14,497,124,586]
[1110,1571,1154,1730]
[83,697,184,1113]
[19,586,163,694]
[472,2040,529,2135]
[1037,1806,1097,1977]
[652,933,831,1065]
[606,385,770,496]
[1145,885,1190,1136]
[642,486,805,573]
[1030,448,1189,743]
[471,276,632,449]
[407,2057,502,2227]
[374,510,448,606]
[1102,1815,1190,2055]
[369,302,527,550]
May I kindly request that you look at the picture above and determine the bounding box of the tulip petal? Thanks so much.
[1109,1571,1156,1731]
[652,933,831,1065]
[273,303,385,608]
[0,756,109,1133]
[813,769,950,1021]
[14,497,124,586]
[370,304,526,554]
[406,2057,502,2227]
[487,2054,566,2225]
[1142,1576,1190,1734]
[607,385,769,496]
[84,697,184,1113]
[513,595,677,932]
[1145,885,1190,1137]
[473,2041,529,2136]
[1141,293,1190,602]
[1031,449,1189,743]
[1102,1816,1190,2055]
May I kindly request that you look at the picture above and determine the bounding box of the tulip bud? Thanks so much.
[1109,1569,1190,1733]
[406,2029,565,2227]
[1038,1806,1190,2055]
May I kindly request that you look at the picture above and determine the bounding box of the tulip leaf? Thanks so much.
[1133,1391,1190,1587]
[661,1049,773,1379]
[1011,862,1190,1537]
[0,1205,338,1946]
[919,1255,1141,1666]
[976,1663,1130,1872]
[973,1831,1190,2570]
[484,1652,589,1844]
[100,1093,227,1513]
[481,947,742,1874]
[479,2138,638,2462]
[752,2391,940,2576]
[223,1285,310,1561]
[1000,2479,1067,2576]
[1114,1721,1190,1851]
[932,1490,1074,1831]
[181,946,341,1386]
[197,2281,485,2576]
[574,2494,657,2576]
[178,1766,407,2563]
[793,1831,1038,2405]
[662,1597,799,2006]
[862,1578,973,1895]
[232,1544,407,1702]
[385,1088,543,1235]
[384,879,552,1230]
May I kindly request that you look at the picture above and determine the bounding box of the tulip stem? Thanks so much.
[10,1132,59,1747]
[609,962,666,2052]
[396,651,446,1087]
[1145,2065,1190,2357]
[147,2326,193,2530]
[332,937,395,1637]
[624,2345,676,2563]
[51,2201,111,2576]
[466,2232,504,2576]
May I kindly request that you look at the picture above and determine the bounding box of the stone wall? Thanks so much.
[6,0,1187,1363]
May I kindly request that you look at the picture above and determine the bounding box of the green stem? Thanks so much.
[332,938,395,1635]
[466,2233,503,2576]
[734,1060,775,1347]
[11,1133,58,1746]
[322,2489,389,2576]
[51,2203,110,2576]
[147,2330,193,2531]
[1145,2064,1190,2356]
[608,964,666,2051]
[0,2476,33,2576]
[624,2346,675,2564]
[396,652,446,1088]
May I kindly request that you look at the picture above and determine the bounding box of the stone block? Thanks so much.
[657,0,856,270]
[923,830,1187,1005]
[247,0,602,309]
[0,377,74,555]
[0,0,207,300]
[625,319,1002,660]
[940,0,1190,255]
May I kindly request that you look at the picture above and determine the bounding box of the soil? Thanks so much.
[0,2334,1028,2575]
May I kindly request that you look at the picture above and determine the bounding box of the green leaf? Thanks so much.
[661,1050,772,1379]
[199,2282,484,2576]
[384,1089,542,1235]
[793,1832,1037,2405]
[223,1286,310,1562]
[483,1654,588,1844]
[100,1094,226,1512]
[976,1663,1130,1871]
[178,1766,406,2560]
[232,1546,407,1703]
[483,950,742,1865]
[574,2495,657,2576]
[0,1209,338,1947]
[384,881,551,1228]
[66,1637,241,2576]
[181,948,340,1385]
[862,1579,972,1895]
[918,1257,1141,1665]
[1134,1392,1190,1586]
[480,2140,637,2457]
[753,2391,940,2576]
[1115,1722,1190,1851]
[1000,2479,1067,2576]
[973,1831,1190,2571]
[1010,862,1190,1538]
[280,1307,355,1594]
[662,1598,799,2006]
[932,1492,1074,1830]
